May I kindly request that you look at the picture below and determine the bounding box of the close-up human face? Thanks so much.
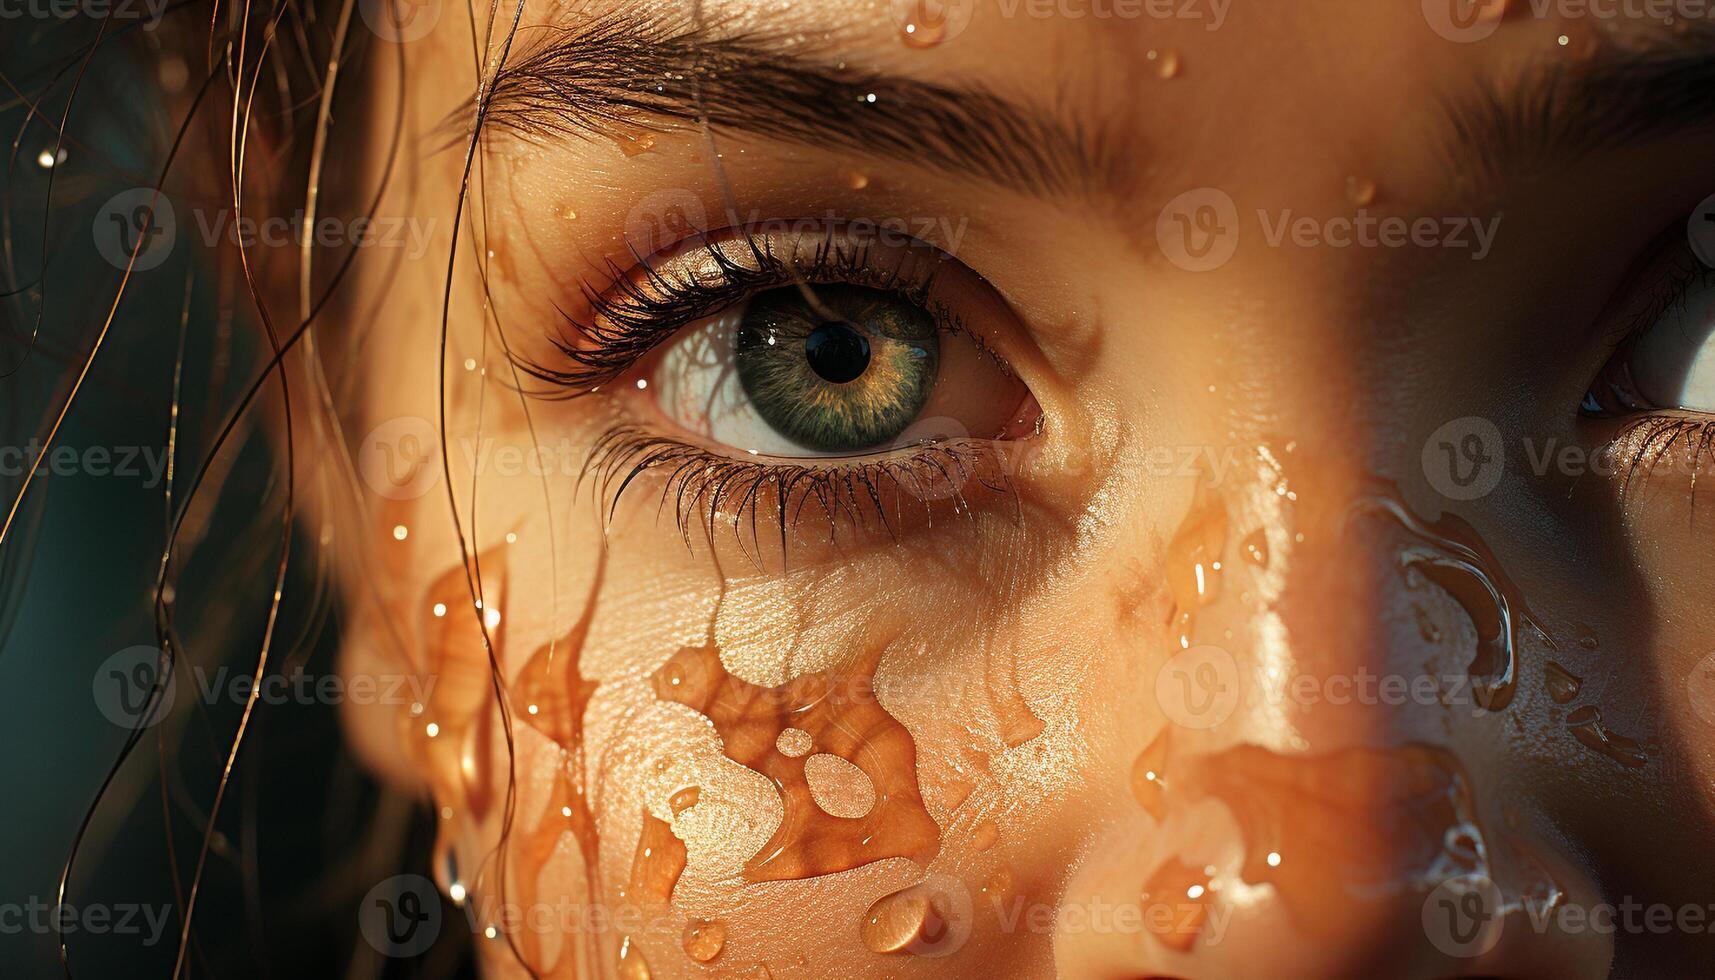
[7,1,1715,977]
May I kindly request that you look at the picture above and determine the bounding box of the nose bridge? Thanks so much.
[1159,435,1447,754]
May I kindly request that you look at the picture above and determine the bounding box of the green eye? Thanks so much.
[733,284,941,453]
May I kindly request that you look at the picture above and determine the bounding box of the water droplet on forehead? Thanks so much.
[1154,50,1181,80]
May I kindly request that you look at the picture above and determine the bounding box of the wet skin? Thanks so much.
[332,2,1715,977]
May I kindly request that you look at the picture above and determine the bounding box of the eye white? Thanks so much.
[650,304,850,458]
[1629,282,1715,412]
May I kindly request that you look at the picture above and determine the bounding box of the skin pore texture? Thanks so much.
[329,1,1715,978]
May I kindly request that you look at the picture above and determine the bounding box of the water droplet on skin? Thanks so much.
[1156,50,1181,79]
[775,727,813,757]
[1575,624,1599,652]
[1345,176,1378,206]
[860,885,945,955]
[898,2,953,49]
[1141,859,1214,952]
[617,935,653,979]
[1355,489,1547,711]
[1130,730,1169,821]
[969,819,999,852]
[1565,706,1648,768]
[1166,479,1229,649]
[1240,528,1270,568]
[683,919,728,963]
[1544,662,1582,704]
[616,133,658,157]
[669,785,701,815]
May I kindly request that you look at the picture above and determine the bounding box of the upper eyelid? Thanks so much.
[514,226,955,398]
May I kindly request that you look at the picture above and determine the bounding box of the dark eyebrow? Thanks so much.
[1440,31,1715,187]
[478,12,1135,205]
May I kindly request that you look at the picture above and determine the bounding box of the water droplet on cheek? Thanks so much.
[860,886,944,954]
[616,935,653,979]
[1345,176,1378,206]
[683,919,728,963]
[1148,49,1182,79]
[1240,528,1270,568]
[1544,662,1581,704]
[969,819,999,852]
[1141,859,1214,952]
[1130,730,1170,821]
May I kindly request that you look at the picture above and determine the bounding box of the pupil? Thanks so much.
[803,320,871,384]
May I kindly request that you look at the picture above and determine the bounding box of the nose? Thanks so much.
[1052,444,1612,978]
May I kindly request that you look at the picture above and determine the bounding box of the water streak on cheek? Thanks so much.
[1564,706,1649,768]
[1166,479,1230,651]
[506,554,610,978]
[985,643,1046,748]
[651,643,941,881]
[625,811,689,908]
[1349,488,1549,712]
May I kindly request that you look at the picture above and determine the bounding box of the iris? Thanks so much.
[735,284,940,452]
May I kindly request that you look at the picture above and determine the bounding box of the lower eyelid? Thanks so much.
[582,415,1032,561]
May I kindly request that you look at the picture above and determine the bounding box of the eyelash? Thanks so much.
[520,228,962,395]
[527,227,1028,558]
[1584,231,1715,496]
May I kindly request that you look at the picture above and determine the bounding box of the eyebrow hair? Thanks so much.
[477,11,1135,204]
[1440,32,1715,187]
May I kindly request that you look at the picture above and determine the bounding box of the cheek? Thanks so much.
[397,517,1124,978]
